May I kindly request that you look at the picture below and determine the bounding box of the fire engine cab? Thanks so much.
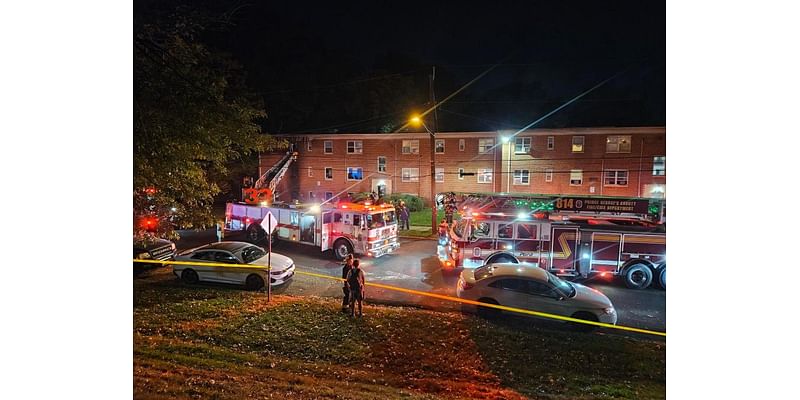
[440,193,666,290]
[225,201,400,260]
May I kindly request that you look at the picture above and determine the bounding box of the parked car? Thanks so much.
[134,236,176,275]
[172,241,295,290]
[456,263,617,328]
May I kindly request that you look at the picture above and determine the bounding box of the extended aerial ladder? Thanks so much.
[245,149,298,204]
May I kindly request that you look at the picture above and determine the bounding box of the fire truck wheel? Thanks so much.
[656,265,666,289]
[246,225,266,244]
[623,264,653,290]
[333,239,353,261]
[245,274,265,291]
[570,311,599,332]
[477,298,501,319]
[181,269,199,284]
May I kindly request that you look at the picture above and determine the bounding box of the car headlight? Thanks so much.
[137,253,151,260]
[603,307,615,315]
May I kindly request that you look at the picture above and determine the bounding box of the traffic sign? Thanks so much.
[261,211,278,234]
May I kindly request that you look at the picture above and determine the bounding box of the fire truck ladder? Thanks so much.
[452,192,664,223]
[254,150,298,196]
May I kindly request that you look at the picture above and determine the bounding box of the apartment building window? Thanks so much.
[377,156,387,173]
[402,140,419,154]
[307,167,313,177]
[514,137,531,154]
[604,170,629,186]
[478,139,494,154]
[435,139,445,154]
[459,139,465,151]
[401,168,419,182]
[346,167,363,181]
[325,167,333,180]
[458,167,465,180]
[606,135,632,153]
[325,192,334,200]
[435,167,445,183]
[308,191,316,200]
[570,170,583,186]
[572,136,584,153]
[513,169,530,185]
[545,168,553,182]
[478,168,493,183]
[324,140,333,154]
[347,140,363,154]
[653,156,666,176]
[547,136,554,150]
[307,139,313,151]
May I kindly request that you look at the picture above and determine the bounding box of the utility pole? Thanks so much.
[429,66,438,233]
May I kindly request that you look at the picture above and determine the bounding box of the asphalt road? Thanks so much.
[174,229,666,333]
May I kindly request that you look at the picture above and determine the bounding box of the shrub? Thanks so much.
[384,193,426,212]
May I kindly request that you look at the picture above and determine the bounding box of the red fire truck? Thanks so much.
[225,201,400,260]
[440,194,666,290]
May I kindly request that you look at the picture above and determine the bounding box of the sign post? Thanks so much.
[260,211,278,301]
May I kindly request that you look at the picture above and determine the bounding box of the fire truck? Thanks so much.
[440,193,666,290]
[225,201,400,260]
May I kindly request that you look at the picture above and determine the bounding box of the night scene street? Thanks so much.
[132,0,666,398]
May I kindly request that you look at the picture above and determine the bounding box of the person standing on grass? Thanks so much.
[399,202,410,230]
[215,221,224,242]
[347,259,366,317]
[341,254,354,312]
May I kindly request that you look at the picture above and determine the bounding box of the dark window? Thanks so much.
[498,223,513,239]
[353,214,362,226]
[241,246,266,263]
[517,224,537,239]
[525,280,557,297]
[325,191,334,200]
[191,251,213,260]
[323,213,332,224]
[488,278,527,292]
[333,213,342,223]
[214,252,239,264]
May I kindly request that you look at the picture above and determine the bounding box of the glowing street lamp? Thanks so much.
[409,114,437,233]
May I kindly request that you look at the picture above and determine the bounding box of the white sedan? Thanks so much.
[456,263,617,327]
[172,241,295,290]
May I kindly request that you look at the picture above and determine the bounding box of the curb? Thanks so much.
[398,235,438,241]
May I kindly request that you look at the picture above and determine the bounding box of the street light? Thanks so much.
[409,114,438,233]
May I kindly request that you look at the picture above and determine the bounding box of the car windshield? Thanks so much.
[473,265,494,281]
[384,211,397,225]
[241,246,266,263]
[546,271,576,298]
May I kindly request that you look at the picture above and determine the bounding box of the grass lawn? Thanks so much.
[134,272,665,399]
[409,209,460,227]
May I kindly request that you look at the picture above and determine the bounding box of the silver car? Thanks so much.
[456,263,617,327]
[172,241,295,290]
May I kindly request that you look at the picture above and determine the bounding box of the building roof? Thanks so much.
[272,126,665,140]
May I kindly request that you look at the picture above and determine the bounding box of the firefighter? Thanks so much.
[341,254,354,313]
[346,259,366,317]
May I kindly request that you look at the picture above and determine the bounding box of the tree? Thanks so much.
[134,4,284,238]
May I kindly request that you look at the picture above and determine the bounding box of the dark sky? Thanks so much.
[151,0,665,132]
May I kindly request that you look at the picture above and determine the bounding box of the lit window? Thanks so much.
[570,170,583,186]
[572,136,584,153]
[346,167,363,181]
[604,170,629,186]
[325,167,333,180]
[514,137,531,154]
[324,141,333,154]
[513,169,530,185]
[435,167,444,183]
[435,139,445,154]
[478,168,493,183]
[459,139,465,151]
[347,141,363,154]
[547,136,554,150]
[401,168,419,182]
[606,135,632,153]
[653,156,666,176]
[402,140,419,154]
[377,156,387,173]
[545,168,553,182]
[478,139,494,154]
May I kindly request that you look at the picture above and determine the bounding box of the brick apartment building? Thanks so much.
[259,126,666,204]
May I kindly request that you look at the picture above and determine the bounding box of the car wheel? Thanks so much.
[624,263,653,290]
[484,253,519,265]
[245,274,265,291]
[181,269,199,284]
[477,298,501,319]
[570,311,599,332]
[333,239,353,261]
[246,225,266,244]
[656,265,666,289]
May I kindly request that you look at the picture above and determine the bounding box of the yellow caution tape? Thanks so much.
[134,259,666,337]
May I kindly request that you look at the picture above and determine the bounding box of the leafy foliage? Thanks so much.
[134,4,285,236]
